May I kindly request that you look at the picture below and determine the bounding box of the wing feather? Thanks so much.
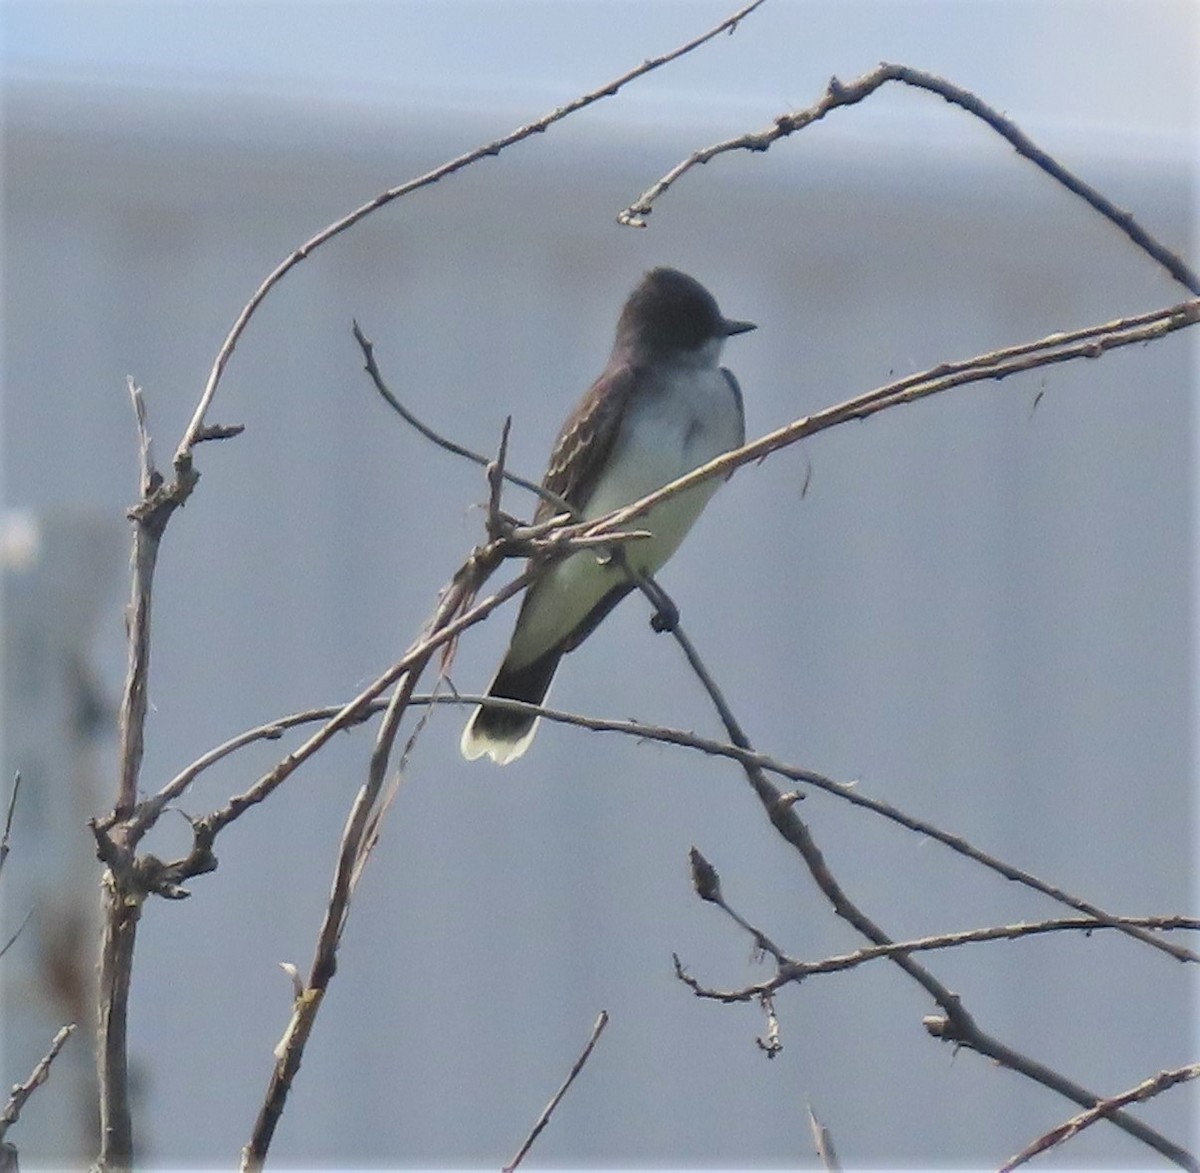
[534,364,636,522]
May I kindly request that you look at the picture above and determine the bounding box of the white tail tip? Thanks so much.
[459,708,540,765]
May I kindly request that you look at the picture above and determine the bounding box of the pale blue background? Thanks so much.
[2,1,1197,1169]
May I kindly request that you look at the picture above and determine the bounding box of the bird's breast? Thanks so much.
[580,365,741,573]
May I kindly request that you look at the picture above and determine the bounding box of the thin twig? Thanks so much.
[807,1104,842,1173]
[0,907,34,963]
[0,1024,76,1141]
[177,0,769,466]
[688,847,790,963]
[486,417,514,541]
[649,602,1194,1167]
[503,1011,610,1173]
[140,691,1200,966]
[355,322,571,516]
[242,526,504,1170]
[999,1064,1200,1172]
[116,553,525,877]
[357,692,434,881]
[675,915,1200,1003]
[619,64,1200,299]
[461,709,1196,966]
[0,774,19,879]
[570,301,1199,552]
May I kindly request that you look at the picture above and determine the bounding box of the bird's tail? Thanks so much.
[460,647,563,765]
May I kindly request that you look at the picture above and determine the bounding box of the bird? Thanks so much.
[460,267,754,764]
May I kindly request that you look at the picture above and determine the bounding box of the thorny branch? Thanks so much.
[568,300,1198,554]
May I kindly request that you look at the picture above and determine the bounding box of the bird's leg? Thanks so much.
[610,551,679,632]
[645,578,680,633]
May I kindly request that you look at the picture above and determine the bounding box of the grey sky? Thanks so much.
[4,0,1197,148]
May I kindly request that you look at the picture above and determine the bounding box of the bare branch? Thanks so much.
[1000,1064,1200,1172]
[485,417,514,542]
[0,1024,76,1142]
[139,689,1199,966]
[503,1011,610,1173]
[242,524,509,1169]
[0,773,19,879]
[643,589,1195,1167]
[354,322,571,516]
[676,915,1199,1003]
[0,907,34,964]
[807,1104,842,1173]
[117,552,525,875]
[562,700,1197,963]
[177,0,768,466]
[572,301,1199,553]
[200,559,521,840]
[619,64,1200,299]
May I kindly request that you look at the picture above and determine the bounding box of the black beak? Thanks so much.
[722,318,756,337]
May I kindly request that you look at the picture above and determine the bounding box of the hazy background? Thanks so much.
[2,1,1197,1168]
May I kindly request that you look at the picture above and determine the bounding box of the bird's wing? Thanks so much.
[721,367,746,453]
[534,363,637,523]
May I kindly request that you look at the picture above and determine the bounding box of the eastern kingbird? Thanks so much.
[460,267,754,765]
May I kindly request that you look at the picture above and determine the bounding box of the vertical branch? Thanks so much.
[238,669,423,1173]
[113,522,159,819]
[115,381,163,818]
[95,882,139,1168]
[241,549,503,1171]
[94,381,190,1172]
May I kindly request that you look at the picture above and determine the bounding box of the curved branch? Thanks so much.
[573,300,1199,550]
[135,689,1199,965]
[174,0,768,467]
[619,64,1200,298]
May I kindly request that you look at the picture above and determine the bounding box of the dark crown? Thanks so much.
[615,268,728,353]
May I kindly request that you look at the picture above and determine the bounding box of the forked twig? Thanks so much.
[653,599,1194,1167]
